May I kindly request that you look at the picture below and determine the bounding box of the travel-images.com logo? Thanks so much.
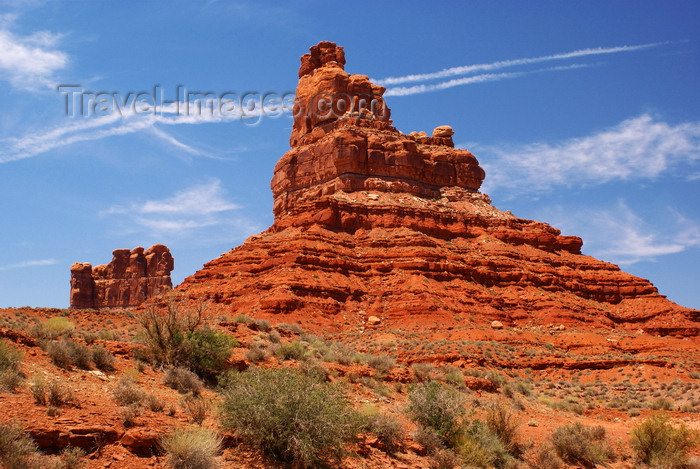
[57,85,388,126]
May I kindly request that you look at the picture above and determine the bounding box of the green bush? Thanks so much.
[406,381,466,445]
[274,341,308,361]
[139,300,236,376]
[220,367,363,466]
[161,426,222,469]
[630,413,700,468]
[0,421,39,469]
[551,422,613,468]
[182,327,237,376]
[37,317,75,339]
[454,420,516,468]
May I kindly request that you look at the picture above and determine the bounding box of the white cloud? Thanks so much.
[0,21,68,90]
[375,42,664,86]
[539,201,699,265]
[0,94,276,163]
[102,179,248,237]
[384,64,591,97]
[0,259,58,271]
[478,114,700,195]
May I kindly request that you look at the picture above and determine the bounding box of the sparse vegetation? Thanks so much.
[220,367,362,466]
[406,381,466,445]
[161,426,222,469]
[139,298,236,376]
[0,340,22,392]
[164,367,203,395]
[113,375,146,406]
[0,421,39,469]
[630,413,700,468]
[551,422,614,468]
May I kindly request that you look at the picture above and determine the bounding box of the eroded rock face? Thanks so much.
[70,244,173,309]
[175,42,698,336]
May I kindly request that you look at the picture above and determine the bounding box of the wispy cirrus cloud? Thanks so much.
[0,259,58,271]
[477,114,700,195]
[377,42,665,96]
[540,201,699,265]
[0,17,68,91]
[384,64,592,97]
[0,95,278,163]
[101,179,256,238]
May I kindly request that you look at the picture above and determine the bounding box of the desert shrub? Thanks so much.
[630,413,700,468]
[429,448,461,469]
[0,368,23,392]
[414,426,445,454]
[650,397,674,411]
[38,317,75,339]
[244,345,268,363]
[161,426,222,469]
[46,340,73,368]
[220,367,362,466]
[181,327,237,376]
[91,345,115,371]
[411,363,435,382]
[275,341,308,361]
[454,419,516,469]
[532,444,564,469]
[0,340,21,371]
[367,413,404,454]
[164,367,203,395]
[232,313,253,324]
[551,422,613,468]
[253,319,271,331]
[119,404,140,427]
[31,375,73,407]
[146,393,165,412]
[406,381,467,445]
[113,375,146,406]
[0,340,22,392]
[181,395,209,425]
[68,341,92,369]
[0,421,39,469]
[139,300,236,376]
[485,402,521,456]
[276,322,304,334]
[366,354,395,374]
[59,447,86,468]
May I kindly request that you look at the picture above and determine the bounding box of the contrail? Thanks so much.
[374,42,665,86]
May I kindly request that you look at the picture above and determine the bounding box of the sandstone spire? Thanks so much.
[173,42,696,336]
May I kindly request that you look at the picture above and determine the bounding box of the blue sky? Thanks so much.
[1,1,699,310]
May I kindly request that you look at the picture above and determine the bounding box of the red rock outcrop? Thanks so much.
[174,42,698,336]
[70,244,173,308]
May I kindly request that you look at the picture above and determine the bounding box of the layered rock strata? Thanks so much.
[175,42,697,336]
[70,244,173,308]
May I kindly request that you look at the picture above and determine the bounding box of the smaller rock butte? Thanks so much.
[70,244,173,309]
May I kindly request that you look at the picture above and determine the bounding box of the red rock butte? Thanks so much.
[176,41,697,336]
[70,244,173,308]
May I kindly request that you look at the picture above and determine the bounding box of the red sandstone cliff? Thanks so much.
[70,244,173,308]
[175,42,698,336]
